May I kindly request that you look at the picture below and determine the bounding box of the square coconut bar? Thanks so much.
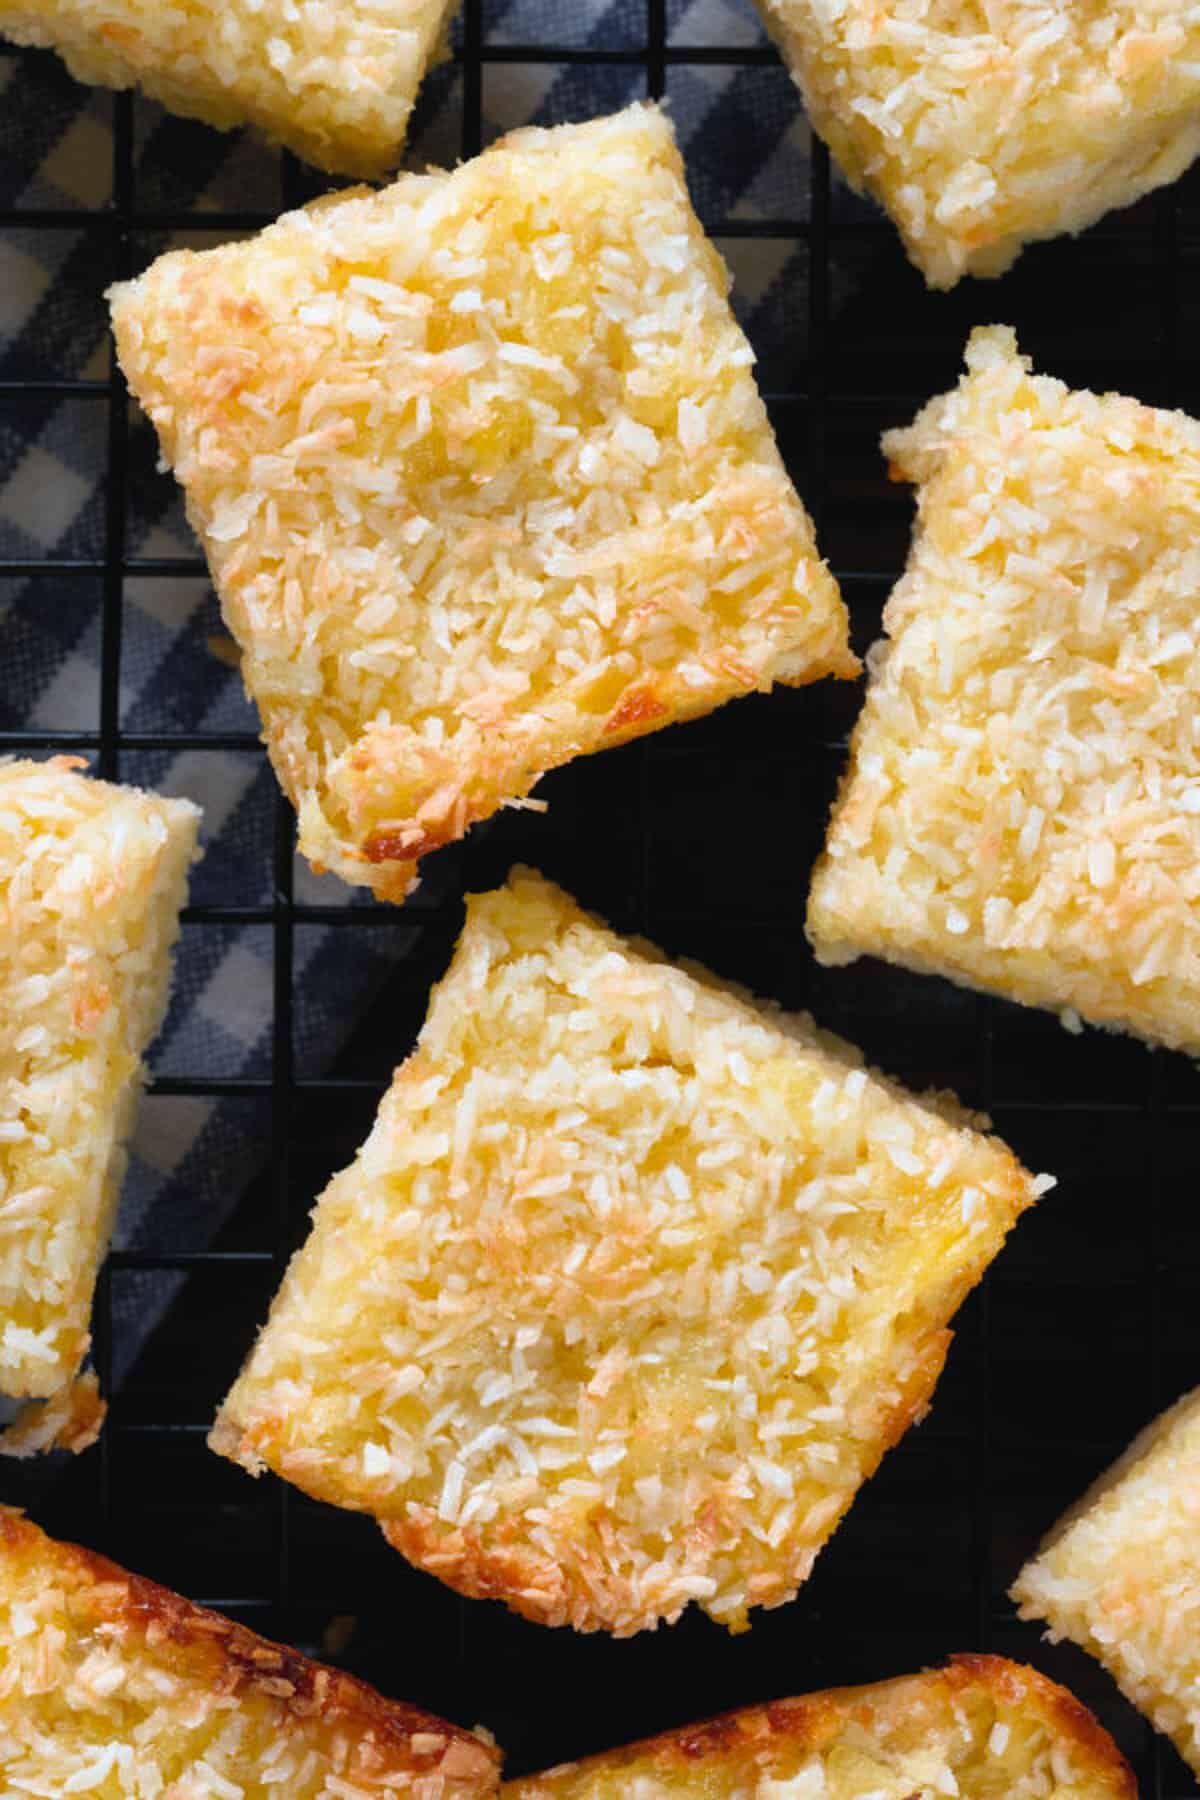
[1014,1387,1200,1782]
[754,0,1200,287]
[0,0,453,178]
[110,106,855,904]
[0,757,198,1407]
[213,868,1042,1637]
[808,326,1200,1057]
[0,1508,500,1798]
[504,1657,1134,1800]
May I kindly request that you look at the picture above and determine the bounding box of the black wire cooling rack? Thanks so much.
[2,4,1199,1793]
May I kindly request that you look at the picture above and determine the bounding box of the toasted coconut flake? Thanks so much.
[0,1508,499,1798]
[808,325,1200,1057]
[110,106,854,903]
[504,1656,1134,1799]
[753,0,1200,287]
[213,868,1040,1636]
[0,758,199,1406]
[0,0,450,177]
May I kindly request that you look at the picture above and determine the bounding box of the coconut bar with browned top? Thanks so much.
[0,1508,499,1799]
[109,106,855,903]
[754,0,1200,287]
[809,326,1200,1057]
[213,868,1043,1637]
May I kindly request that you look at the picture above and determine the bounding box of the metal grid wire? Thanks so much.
[0,4,1195,1793]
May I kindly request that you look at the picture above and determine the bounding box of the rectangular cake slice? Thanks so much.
[504,1656,1134,1799]
[0,757,198,1404]
[0,0,453,178]
[808,325,1200,1057]
[0,1507,499,1798]
[110,105,855,903]
[1013,1387,1200,1781]
[213,868,1042,1637]
[754,0,1200,286]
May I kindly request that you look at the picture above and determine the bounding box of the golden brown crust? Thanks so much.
[505,1656,1135,1798]
[0,1507,499,1795]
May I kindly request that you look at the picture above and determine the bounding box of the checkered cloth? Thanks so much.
[0,0,832,1396]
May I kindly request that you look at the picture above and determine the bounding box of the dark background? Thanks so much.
[1,2,1198,1794]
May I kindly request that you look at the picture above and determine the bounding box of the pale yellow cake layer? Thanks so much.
[808,325,1200,1056]
[0,0,451,177]
[1014,1387,1200,1782]
[505,1657,1134,1800]
[0,757,198,1400]
[110,106,855,903]
[0,1508,499,1800]
[755,0,1200,287]
[213,868,1041,1637]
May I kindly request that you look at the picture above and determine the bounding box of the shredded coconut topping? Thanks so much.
[0,0,450,177]
[754,0,1200,285]
[505,1655,1135,1799]
[1014,1386,1200,1783]
[0,1509,499,1799]
[0,758,198,1402]
[109,105,855,902]
[808,325,1200,1057]
[213,868,1038,1636]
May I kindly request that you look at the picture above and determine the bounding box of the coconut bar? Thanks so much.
[808,326,1200,1057]
[1014,1386,1200,1783]
[109,106,855,904]
[754,0,1200,286]
[0,1507,499,1799]
[0,0,453,178]
[505,1657,1134,1799]
[212,868,1041,1637]
[0,756,198,1405]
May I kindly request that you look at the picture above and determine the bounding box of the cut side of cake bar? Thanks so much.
[1013,1386,1200,1782]
[0,757,199,1406]
[808,325,1200,1057]
[753,0,1200,286]
[213,868,1043,1636]
[0,0,453,178]
[0,1507,500,1799]
[504,1656,1135,1799]
[110,105,855,904]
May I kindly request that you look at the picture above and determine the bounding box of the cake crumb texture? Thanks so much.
[1014,1385,1200,1782]
[505,1655,1135,1798]
[214,868,1040,1636]
[0,756,199,1401]
[110,105,854,902]
[754,0,1200,286]
[0,1507,501,1798]
[0,0,451,177]
[808,324,1200,1056]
